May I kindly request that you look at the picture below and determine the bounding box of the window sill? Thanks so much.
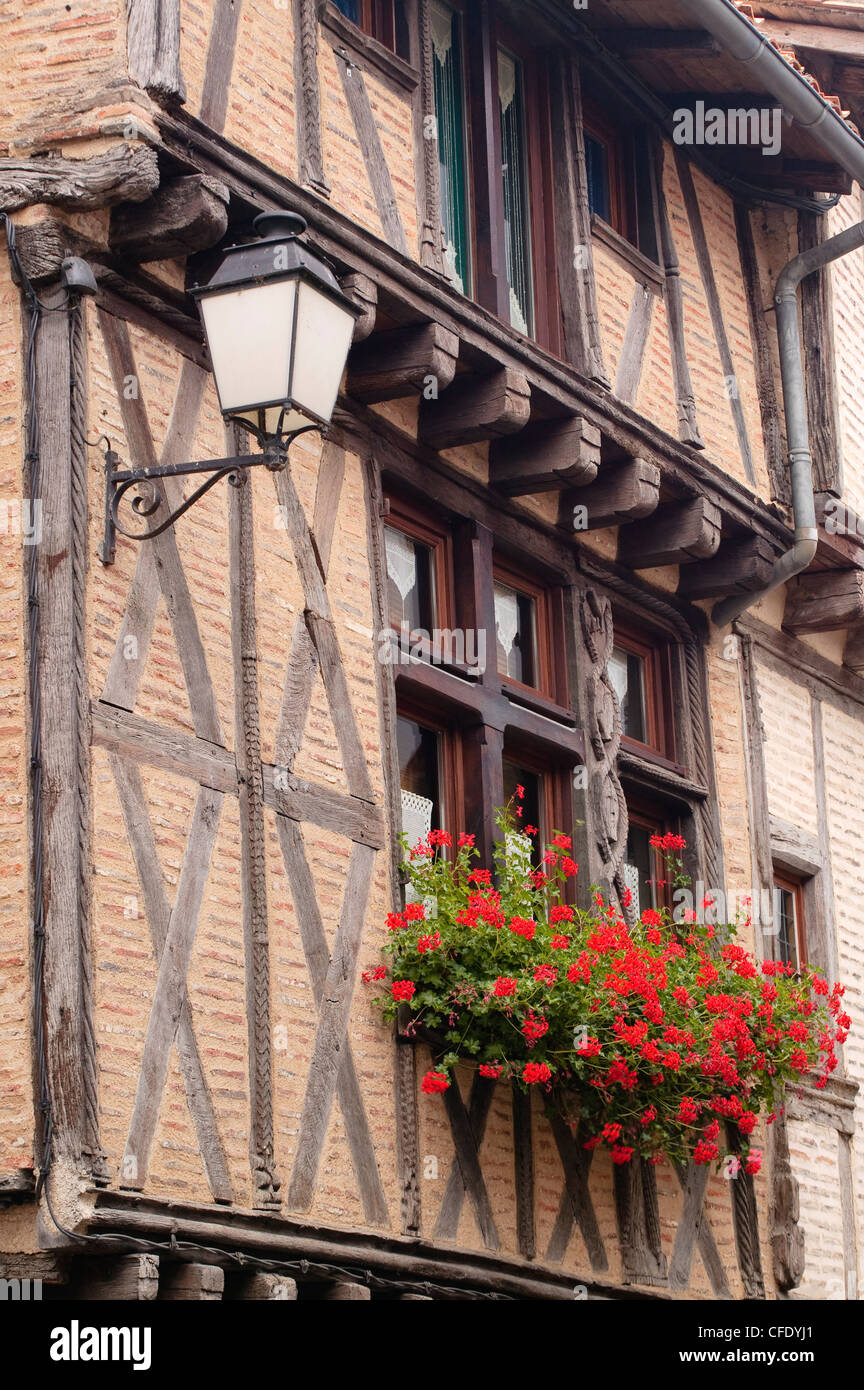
[320,2,420,94]
[618,745,706,801]
[590,214,664,293]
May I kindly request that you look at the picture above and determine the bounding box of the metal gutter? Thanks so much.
[677,0,864,626]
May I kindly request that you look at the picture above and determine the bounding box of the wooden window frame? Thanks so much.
[397,694,465,848]
[493,553,565,704]
[333,0,397,50]
[384,492,455,634]
[612,618,676,764]
[583,97,631,242]
[772,869,808,970]
[624,793,682,914]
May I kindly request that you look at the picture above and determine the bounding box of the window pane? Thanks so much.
[431,2,471,295]
[385,526,435,633]
[773,886,799,970]
[503,760,541,867]
[608,645,647,743]
[622,824,657,916]
[498,48,533,336]
[585,134,611,223]
[398,717,441,840]
[333,0,360,21]
[494,580,537,686]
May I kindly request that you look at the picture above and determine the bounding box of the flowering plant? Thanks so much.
[366,797,849,1171]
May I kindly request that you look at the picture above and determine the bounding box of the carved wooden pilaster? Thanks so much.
[414,0,446,273]
[294,0,331,196]
[577,589,629,913]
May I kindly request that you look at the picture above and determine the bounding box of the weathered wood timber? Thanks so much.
[110,754,233,1203]
[277,818,389,1227]
[97,313,224,744]
[565,456,661,531]
[549,52,609,384]
[490,416,600,495]
[735,202,787,503]
[798,209,843,496]
[418,367,531,451]
[623,497,722,569]
[347,322,459,402]
[294,0,331,196]
[769,1117,805,1293]
[434,1073,497,1245]
[614,1158,668,1286]
[73,1253,159,1301]
[844,623,864,674]
[674,150,755,483]
[286,844,377,1211]
[614,284,655,406]
[726,1123,766,1299]
[33,285,100,1174]
[512,1085,536,1261]
[91,704,236,793]
[158,1263,224,1300]
[229,458,280,1209]
[126,0,186,103]
[678,536,775,601]
[0,144,159,212]
[225,1272,298,1300]
[438,1076,499,1251]
[669,1161,731,1298]
[120,787,224,1191]
[576,589,629,911]
[109,175,229,261]
[335,50,410,255]
[342,271,378,341]
[783,569,864,634]
[199,0,243,133]
[545,1115,607,1270]
[656,144,704,449]
[414,0,447,274]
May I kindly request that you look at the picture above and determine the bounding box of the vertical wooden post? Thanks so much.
[655,141,704,449]
[411,0,446,274]
[126,0,187,104]
[32,287,102,1177]
[549,53,608,386]
[229,446,281,1208]
[293,0,331,196]
[464,0,509,321]
[455,520,503,866]
[798,209,843,497]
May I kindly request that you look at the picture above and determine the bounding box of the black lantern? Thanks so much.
[99,210,360,562]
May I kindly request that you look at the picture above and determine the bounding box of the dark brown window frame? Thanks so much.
[612,616,677,766]
[772,868,808,970]
[493,551,565,704]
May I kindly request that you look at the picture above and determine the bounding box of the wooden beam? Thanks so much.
[655,143,704,449]
[74,1255,159,1301]
[342,271,378,342]
[127,0,186,103]
[293,0,330,196]
[336,49,409,255]
[109,174,229,262]
[549,52,609,384]
[596,28,718,57]
[489,415,600,494]
[614,284,654,406]
[734,202,787,504]
[158,1264,224,1301]
[564,456,660,531]
[844,623,864,674]
[418,367,530,450]
[757,20,864,62]
[199,0,243,133]
[347,322,459,403]
[678,535,775,600]
[798,210,843,495]
[0,144,159,213]
[783,570,864,634]
[674,149,755,485]
[624,497,722,569]
[224,1272,298,1300]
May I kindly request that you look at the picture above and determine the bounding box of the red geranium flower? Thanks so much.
[523,1062,551,1084]
[421,1070,450,1095]
[392,980,416,1002]
[494,976,517,998]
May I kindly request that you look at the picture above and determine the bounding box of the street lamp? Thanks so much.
[100,210,360,563]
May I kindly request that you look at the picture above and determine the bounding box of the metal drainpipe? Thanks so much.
[674,0,864,626]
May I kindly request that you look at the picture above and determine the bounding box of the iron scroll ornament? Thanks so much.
[97,422,320,564]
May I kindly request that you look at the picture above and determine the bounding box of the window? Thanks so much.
[493,558,560,699]
[621,798,680,916]
[330,0,409,58]
[498,47,533,335]
[773,872,807,971]
[608,623,674,761]
[383,496,452,657]
[431,1,472,295]
[583,96,659,264]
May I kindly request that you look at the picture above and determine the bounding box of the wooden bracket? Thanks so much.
[844,622,864,674]
[0,143,159,213]
[346,321,459,403]
[109,174,229,262]
[564,455,660,531]
[784,569,864,635]
[623,496,722,569]
[490,415,601,494]
[678,535,775,601]
[418,367,531,451]
[341,271,378,342]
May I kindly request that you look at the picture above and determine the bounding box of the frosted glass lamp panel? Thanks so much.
[291,281,356,422]
[200,280,296,416]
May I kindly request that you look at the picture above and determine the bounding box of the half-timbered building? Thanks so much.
[0,0,862,1300]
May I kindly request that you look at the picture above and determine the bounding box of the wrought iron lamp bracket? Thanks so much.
[98,422,320,564]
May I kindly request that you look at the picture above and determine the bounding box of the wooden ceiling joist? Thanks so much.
[563,456,661,532]
[418,367,531,451]
[622,497,722,569]
[489,416,600,495]
[346,322,459,403]
[783,570,864,634]
[678,535,776,600]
